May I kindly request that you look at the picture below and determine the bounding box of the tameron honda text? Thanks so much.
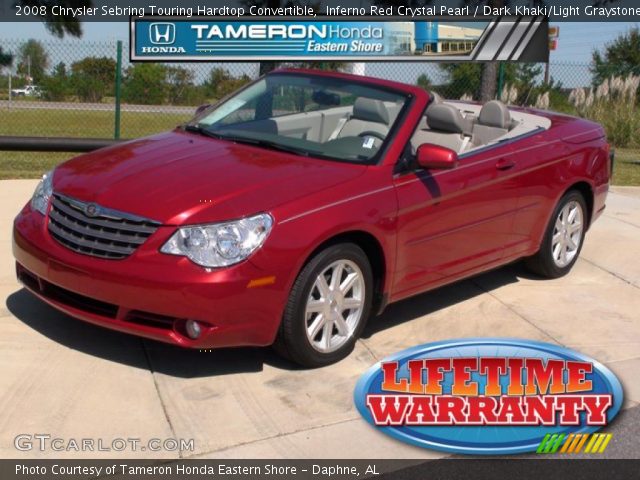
[354,339,622,454]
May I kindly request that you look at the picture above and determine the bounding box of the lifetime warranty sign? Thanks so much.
[129,17,549,62]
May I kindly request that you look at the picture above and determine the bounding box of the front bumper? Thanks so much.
[12,205,289,349]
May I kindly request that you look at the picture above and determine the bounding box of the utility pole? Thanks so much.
[544,63,550,85]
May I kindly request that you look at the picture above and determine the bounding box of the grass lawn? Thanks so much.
[1,108,639,184]
[1,108,190,179]
[0,108,189,138]
[612,149,640,186]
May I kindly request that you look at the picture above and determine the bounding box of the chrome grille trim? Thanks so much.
[48,193,161,260]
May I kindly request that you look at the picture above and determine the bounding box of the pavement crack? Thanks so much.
[580,256,639,290]
[602,213,640,230]
[185,417,360,459]
[470,278,565,347]
[140,338,182,459]
[358,338,379,362]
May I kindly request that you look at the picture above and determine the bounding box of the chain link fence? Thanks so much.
[0,38,638,182]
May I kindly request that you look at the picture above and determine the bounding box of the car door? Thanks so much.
[391,142,519,300]
[506,130,572,259]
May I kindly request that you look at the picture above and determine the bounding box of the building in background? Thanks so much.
[388,22,485,55]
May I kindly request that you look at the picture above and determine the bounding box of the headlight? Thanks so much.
[160,213,273,268]
[31,170,54,215]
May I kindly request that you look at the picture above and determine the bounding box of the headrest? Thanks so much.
[426,103,467,134]
[429,92,444,105]
[425,92,443,117]
[352,98,389,125]
[479,100,511,129]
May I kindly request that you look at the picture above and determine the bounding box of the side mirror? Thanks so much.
[416,143,458,170]
[195,104,211,116]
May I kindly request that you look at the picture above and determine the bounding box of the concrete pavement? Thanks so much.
[1,180,639,459]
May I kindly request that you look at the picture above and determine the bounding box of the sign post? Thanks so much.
[546,26,560,84]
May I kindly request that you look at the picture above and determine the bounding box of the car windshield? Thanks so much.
[187,73,409,163]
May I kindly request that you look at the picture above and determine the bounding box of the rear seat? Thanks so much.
[412,103,474,153]
[472,100,512,145]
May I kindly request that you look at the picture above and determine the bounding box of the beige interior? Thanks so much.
[225,97,551,156]
[227,101,404,144]
[410,100,552,155]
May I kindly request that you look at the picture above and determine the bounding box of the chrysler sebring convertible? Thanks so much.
[13,69,611,367]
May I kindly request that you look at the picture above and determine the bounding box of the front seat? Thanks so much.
[415,92,444,130]
[332,98,390,142]
[472,100,512,146]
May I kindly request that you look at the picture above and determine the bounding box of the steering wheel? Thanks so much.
[357,131,386,141]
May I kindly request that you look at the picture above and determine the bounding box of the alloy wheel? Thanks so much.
[551,200,584,268]
[304,260,365,353]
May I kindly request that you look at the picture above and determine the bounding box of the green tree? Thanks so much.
[511,63,544,104]
[0,46,12,67]
[439,63,483,99]
[203,68,252,101]
[16,39,49,83]
[122,64,168,105]
[439,63,543,102]
[166,66,196,105]
[41,62,71,100]
[460,0,550,101]
[592,27,640,85]
[416,73,432,91]
[70,56,116,102]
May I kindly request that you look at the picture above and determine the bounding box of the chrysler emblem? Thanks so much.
[84,203,99,217]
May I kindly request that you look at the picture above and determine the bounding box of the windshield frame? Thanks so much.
[184,71,414,166]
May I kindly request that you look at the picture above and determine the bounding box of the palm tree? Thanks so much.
[241,0,323,75]
[465,0,548,101]
[16,0,92,37]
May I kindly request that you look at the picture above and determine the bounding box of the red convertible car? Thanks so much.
[13,69,611,367]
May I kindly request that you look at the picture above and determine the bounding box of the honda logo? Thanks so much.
[149,23,176,45]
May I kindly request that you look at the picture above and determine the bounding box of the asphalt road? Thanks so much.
[0,181,639,460]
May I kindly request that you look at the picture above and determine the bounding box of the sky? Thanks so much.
[0,21,638,87]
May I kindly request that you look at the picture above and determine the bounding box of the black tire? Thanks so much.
[524,190,588,278]
[274,243,374,368]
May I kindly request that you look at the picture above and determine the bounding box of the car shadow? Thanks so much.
[6,262,545,378]
[362,261,542,338]
[5,288,295,378]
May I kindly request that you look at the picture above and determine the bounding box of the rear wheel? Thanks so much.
[524,190,587,278]
[275,243,373,367]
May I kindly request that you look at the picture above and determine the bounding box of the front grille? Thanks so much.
[48,193,160,260]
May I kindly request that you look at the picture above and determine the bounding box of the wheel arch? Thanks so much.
[301,230,389,316]
[564,180,594,228]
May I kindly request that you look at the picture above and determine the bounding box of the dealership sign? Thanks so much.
[130,18,549,62]
[354,339,622,455]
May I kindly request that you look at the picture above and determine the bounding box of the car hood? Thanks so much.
[54,130,367,225]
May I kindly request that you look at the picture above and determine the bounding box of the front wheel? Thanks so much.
[524,190,587,278]
[275,243,373,368]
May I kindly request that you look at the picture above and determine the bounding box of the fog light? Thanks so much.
[185,320,202,339]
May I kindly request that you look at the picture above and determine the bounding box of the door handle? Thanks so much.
[495,158,515,170]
